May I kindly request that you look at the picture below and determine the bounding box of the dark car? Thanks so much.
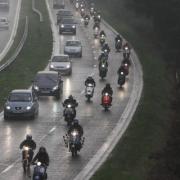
[53,0,65,9]
[32,71,63,99]
[4,89,39,120]
[0,0,9,10]
[59,18,76,35]
[56,10,73,25]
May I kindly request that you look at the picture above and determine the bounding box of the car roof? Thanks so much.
[61,18,75,23]
[66,40,81,43]
[57,10,73,16]
[11,89,32,93]
[53,54,69,58]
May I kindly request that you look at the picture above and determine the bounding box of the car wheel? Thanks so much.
[79,52,82,58]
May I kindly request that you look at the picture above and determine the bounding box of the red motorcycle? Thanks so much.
[101,93,112,111]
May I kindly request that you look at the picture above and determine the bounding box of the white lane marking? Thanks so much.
[1,164,14,174]
[80,90,85,95]
[49,126,56,133]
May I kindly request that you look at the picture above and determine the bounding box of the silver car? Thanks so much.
[49,54,72,75]
[0,17,9,30]
[4,89,39,120]
[64,40,82,57]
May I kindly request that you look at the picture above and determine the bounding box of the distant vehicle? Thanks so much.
[56,10,73,25]
[0,0,9,9]
[64,40,82,57]
[49,54,72,75]
[59,18,76,35]
[32,71,63,99]
[4,89,39,120]
[0,17,9,30]
[53,0,65,9]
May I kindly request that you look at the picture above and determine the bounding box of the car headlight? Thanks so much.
[50,64,54,68]
[6,106,11,110]
[66,64,70,68]
[72,25,75,28]
[61,24,64,28]
[53,85,59,90]
[34,85,39,91]
[26,106,32,110]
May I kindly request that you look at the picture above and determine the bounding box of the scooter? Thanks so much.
[99,62,108,79]
[85,83,95,101]
[115,39,122,52]
[32,162,47,180]
[118,71,126,87]
[101,92,112,111]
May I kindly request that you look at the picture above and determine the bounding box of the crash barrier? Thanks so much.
[0,16,29,72]
[32,0,43,22]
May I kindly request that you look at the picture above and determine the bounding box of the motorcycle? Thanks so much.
[102,48,109,59]
[85,83,95,101]
[123,46,130,59]
[33,162,47,180]
[115,39,122,52]
[80,8,85,17]
[101,92,112,111]
[63,103,76,126]
[22,146,33,173]
[84,17,89,27]
[99,34,105,46]
[99,61,108,79]
[90,7,94,16]
[121,63,129,76]
[63,130,85,157]
[118,71,126,87]
[75,2,79,11]
[122,58,131,67]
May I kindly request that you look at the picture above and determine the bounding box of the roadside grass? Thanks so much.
[0,0,52,110]
[91,0,172,179]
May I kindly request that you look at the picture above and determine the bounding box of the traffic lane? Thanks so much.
[0,0,19,53]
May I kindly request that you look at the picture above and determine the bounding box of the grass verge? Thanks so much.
[91,0,173,179]
[0,0,52,110]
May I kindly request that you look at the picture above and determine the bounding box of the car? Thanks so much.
[64,40,82,57]
[59,18,76,35]
[0,17,9,30]
[56,10,73,25]
[4,89,39,120]
[49,54,72,75]
[0,0,9,9]
[32,71,63,99]
[53,0,65,9]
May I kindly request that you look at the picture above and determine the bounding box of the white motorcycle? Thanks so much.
[85,83,95,101]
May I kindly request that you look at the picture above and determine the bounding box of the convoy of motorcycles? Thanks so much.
[17,0,133,178]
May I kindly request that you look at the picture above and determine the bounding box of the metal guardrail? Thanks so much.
[32,0,43,22]
[0,16,29,72]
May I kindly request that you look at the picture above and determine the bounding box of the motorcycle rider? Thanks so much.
[123,42,131,51]
[84,14,90,20]
[102,42,110,54]
[20,134,36,164]
[85,76,96,87]
[99,30,106,37]
[32,146,49,166]
[63,95,78,108]
[115,34,122,43]
[102,83,113,96]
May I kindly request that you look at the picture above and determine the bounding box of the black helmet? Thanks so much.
[39,146,46,153]
[68,95,73,100]
[106,83,111,88]
[87,76,93,80]
[26,134,32,140]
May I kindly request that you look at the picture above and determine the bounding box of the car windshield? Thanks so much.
[52,56,69,62]
[9,93,32,102]
[35,73,58,83]
[61,18,74,24]
[57,10,72,16]
[0,19,6,22]
[66,41,81,46]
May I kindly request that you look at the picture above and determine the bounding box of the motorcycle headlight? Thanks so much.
[61,24,64,28]
[125,63,128,66]
[118,40,120,42]
[6,106,11,110]
[34,85,39,91]
[71,131,78,136]
[67,104,72,108]
[102,64,105,68]
[125,47,128,50]
[105,93,109,96]
[98,15,101,19]
[104,49,107,52]
[23,146,29,151]
[121,72,124,75]
[37,162,41,166]
[53,85,58,90]
[72,25,75,28]
[26,106,32,110]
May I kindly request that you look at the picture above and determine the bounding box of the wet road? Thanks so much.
[0,0,137,179]
[0,0,20,56]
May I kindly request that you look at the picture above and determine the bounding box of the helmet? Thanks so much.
[106,83,111,88]
[73,119,79,125]
[87,76,93,80]
[26,134,32,140]
[39,146,46,153]
[68,95,73,100]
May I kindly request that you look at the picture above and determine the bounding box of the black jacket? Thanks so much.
[102,86,113,96]
[63,99,78,108]
[32,151,49,166]
[20,140,36,150]
[85,78,96,87]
